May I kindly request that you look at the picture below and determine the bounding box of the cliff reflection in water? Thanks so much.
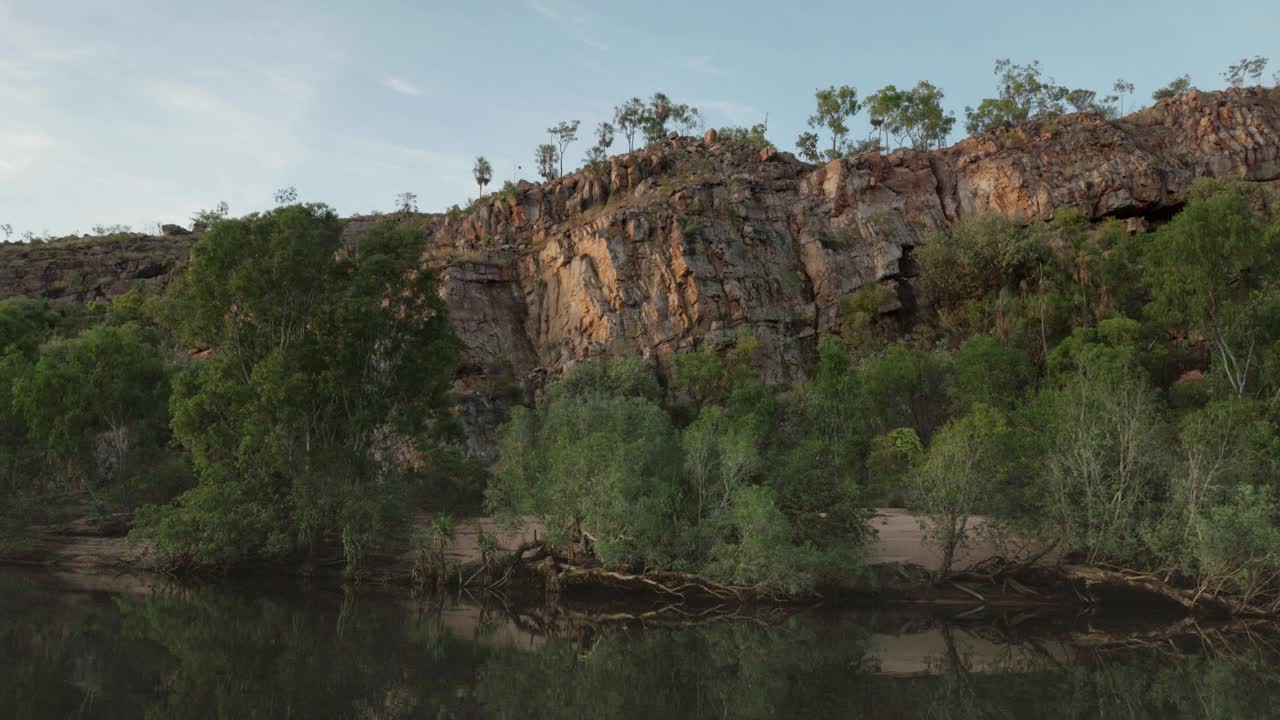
[2,570,1279,719]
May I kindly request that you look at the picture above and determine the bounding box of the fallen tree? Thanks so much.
[1061,564,1280,617]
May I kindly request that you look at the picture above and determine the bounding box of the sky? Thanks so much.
[1,0,1276,238]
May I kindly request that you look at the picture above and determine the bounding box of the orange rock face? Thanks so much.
[3,89,1277,454]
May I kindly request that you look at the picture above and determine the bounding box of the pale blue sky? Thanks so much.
[1,0,1275,237]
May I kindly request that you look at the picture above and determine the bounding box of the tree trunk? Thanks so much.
[940,538,956,580]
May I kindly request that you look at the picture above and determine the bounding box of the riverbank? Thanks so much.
[0,509,1014,572]
[0,507,1083,610]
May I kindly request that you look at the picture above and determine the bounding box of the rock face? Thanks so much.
[427,88,1280,451]
[3,88,1278,454]
[0,233,197,303]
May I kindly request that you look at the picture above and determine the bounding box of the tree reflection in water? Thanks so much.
[2,571,1279,719]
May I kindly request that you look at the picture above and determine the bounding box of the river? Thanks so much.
[3,568,1279,719]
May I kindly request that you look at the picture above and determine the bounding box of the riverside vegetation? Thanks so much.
[2,178,1279,613]
[486,177,1280,611]
[1,56,1280,611]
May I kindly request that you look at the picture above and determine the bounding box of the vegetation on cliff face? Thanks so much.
[485,178,1280,603]
[2,179,1279,605]
[0,73,1278,608]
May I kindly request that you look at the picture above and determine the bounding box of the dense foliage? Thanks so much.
[489,178,1280,604]
[907,179,1280,606]
[487,343,867,594]
[4,156,1280,611]
[134,204,463,570]
[0,205,471,571]
[0,293,186,544]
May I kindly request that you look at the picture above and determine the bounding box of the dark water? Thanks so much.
[3,570,1280,719]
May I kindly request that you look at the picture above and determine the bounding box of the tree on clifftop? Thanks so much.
[1224,56,1269,87]
[613,98,646,152]
[547,120,580,177]
[1112,78,1135,115]
[865,81,955,151]
[671,105,704,136]
[535,144,559,181]
[1152,74,1193,100]
[583,121,615,171]
[964,59,1069,134]
[796,85,860,162]
[594,121,615,153]
[638,93,701,144]
[472,156,492,199]
[395,192,418,213]
[190,201,228,231]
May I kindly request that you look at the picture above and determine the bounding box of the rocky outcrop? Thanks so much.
[3,88,1278,455]
[0,233,197,303]
[430,88,1280,388]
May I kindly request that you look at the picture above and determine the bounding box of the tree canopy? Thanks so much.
[135,204,462,568]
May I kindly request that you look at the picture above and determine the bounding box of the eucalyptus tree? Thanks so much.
[395,192,418,213]
[1151,75,1193,100]
[1112,78,1135,114]
[964,59,1068,133]
[613,98,646,152]
[135,204,462,568]
[866,81,954,151]
[1224,56,1269,87]
[547,121,580,177]
[797,85,860,162]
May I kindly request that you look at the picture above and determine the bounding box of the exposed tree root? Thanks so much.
[1060,564,1280,617]
[481,546,821,605]
[543,564,814,604]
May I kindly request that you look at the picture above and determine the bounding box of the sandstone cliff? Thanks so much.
[0,232,196,304]
[3,87,1278,453]
[429,87,1280,449]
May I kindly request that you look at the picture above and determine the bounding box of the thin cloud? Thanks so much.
[0,2,337,236]
[524,0,559,20]
[379,74,423,97]
[142,79,302,173]
[686,56,723,76]
[0,130,54,180]
[697,100,765,126]
[523,0,606,51]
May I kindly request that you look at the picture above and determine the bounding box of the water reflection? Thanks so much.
[2,569,1278,719]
